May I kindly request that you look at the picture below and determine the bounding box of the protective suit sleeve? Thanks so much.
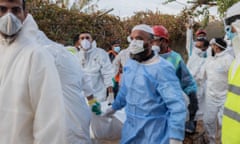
[29,49,66,144]
[157,67,186,141]
[222,55,234,72]
[196,60,207,81]
[186,28,193,56]
[99,50,114,87]
[81,72,94,97]
[111,73,127,110]
[176,60,197,96]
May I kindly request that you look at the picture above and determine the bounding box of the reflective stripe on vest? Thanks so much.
[229,84,240,96]
[224,107,240,122]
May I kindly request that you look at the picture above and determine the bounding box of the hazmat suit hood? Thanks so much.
[22,14,39,40]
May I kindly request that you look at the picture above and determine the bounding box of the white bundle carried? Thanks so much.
[90,101,126,141]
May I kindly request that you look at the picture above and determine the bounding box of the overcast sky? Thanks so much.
[95,0,218,18]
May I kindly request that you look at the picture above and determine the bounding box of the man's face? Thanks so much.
[0,0,25,22]
[195,41,205,51]
[79,33,92,43]
[130,30,152,49]
[152,37,168,53]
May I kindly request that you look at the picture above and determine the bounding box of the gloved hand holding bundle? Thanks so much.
[88,98,102,115]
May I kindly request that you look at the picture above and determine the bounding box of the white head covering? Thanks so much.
[132,24,154,35]
[226,1,240,19]
[210,38,226,49]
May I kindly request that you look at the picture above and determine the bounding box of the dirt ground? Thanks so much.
[184,120,209,144]
[184,120,222,144]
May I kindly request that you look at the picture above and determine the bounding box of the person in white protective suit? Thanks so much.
[201,38,234,144]
[112,35,132,76]
[186,25,210,121]
[103,24,186,144]
[76,32,115,102]
[23,14,95,144]
[0,0,66,144]
[221,2,240,143]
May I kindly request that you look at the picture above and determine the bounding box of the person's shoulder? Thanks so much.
[223,51,234,61]
[171,50,183,59]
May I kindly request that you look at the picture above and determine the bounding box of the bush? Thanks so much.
[27,2,204,58]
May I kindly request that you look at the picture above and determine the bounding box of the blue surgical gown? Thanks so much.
[112,57,186,144]
[160,50,197,96]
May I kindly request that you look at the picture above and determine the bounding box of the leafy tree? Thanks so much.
[165,0,240,16]
[164,0,240,27]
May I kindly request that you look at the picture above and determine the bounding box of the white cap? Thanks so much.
[132,24,154,34]
[226,2,240,19]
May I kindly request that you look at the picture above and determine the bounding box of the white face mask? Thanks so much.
[194,47,207,57]
[152,45,160,54]
[129,39,145,54]
[80,39,91,50]
[0,13,22,36]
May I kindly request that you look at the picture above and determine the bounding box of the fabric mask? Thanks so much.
[151,45,160,54]
[80,39,91,50]
[129,40,144,54]
[114,46,121,53]
[0,13,22,36]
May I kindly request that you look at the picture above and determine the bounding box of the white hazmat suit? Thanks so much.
[77,45,114,102]
[23,14,93,144]
[113,47,130,75]
[0,15,66,144]
[201,49,234,144]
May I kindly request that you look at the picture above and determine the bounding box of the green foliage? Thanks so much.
[26,2,223,60]
[215,0,240,17]
[27,2,189,52]
[124,11,187,42]
[164,0,240,18]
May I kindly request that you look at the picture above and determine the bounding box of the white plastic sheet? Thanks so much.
[90,101,125,141]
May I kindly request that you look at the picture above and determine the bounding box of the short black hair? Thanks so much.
[79,31,91,35]
[111,40,120,46]
[215,37,227,50]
